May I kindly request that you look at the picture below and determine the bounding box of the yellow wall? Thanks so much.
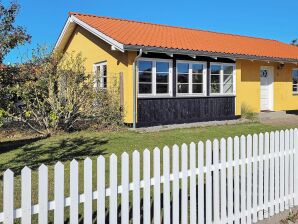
[63,25,136,123]
[236,59,298,115]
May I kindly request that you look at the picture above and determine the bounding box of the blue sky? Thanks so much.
[2,0,298,63]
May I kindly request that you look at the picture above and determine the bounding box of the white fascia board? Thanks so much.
[70,15,125,52]
[55,17,74,50]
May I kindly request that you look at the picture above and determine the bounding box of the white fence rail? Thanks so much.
[1,129,298,223]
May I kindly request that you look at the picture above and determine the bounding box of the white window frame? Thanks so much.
[176,60,207,96]
[210,62,236,96]
[93,61,107,89]
[292,68,298,94]
[137,58,173,97]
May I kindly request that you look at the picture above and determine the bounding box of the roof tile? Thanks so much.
[70,12,298,60]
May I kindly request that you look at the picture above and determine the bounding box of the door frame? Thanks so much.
[260,66,274,111]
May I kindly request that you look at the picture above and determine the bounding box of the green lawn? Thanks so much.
[0,122,297,220]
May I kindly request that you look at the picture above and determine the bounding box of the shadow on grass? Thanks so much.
[0,136,46,153]
[0,136,108,176]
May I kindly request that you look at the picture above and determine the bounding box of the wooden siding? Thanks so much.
[137,97,236,127]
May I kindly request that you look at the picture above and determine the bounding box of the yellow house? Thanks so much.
[56,12,298,127]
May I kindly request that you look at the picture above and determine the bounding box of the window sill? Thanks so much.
[138,94,172,98]
[292,92,298,95]
[210,93,236,97]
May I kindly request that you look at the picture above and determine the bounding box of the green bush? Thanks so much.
[241,104,258,121]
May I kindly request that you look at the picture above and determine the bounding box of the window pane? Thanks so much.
[211,75,220,84]
[211,84,220,93]
[139,72,152,82]
[138,61,152,72]
[177,63,189,73]
[224,75,233,84]
[223,83,233,93]
[139,84,152,94]
[156,72,169,83]
[178,73,189,83]
[293,85,298,92]
[193,74,203,83]
[211,65,221,74]
[223,65,233,75]
[293,70,298,84]
[193,84,203,93]
[192,64,203,73]
[177,84,189,93]
[156,84,169,93]
[156,62,169,73]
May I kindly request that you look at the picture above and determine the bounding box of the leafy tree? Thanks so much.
[0,1,31,63]
[1,48,123,135]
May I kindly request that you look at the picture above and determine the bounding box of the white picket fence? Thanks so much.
[1,129,298,223]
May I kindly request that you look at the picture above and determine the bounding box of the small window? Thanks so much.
[210,63,235,95]
[138,59,172,96]
[293,69,298,93]
[94,62,107,90]
[176,61,206,95]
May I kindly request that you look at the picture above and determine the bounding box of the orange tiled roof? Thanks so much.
[70,12,298,61]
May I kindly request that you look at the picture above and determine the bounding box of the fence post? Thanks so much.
[294,128,298,206]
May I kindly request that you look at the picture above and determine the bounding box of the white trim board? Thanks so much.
[55,16,125,52]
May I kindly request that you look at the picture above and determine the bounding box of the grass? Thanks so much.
[0,122,297,221]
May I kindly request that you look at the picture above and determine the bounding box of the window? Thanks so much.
[177,61,206,95]
[210,63,235,95]
[293,69,298,93]
[138,59,172,96]
[94,62,107,90]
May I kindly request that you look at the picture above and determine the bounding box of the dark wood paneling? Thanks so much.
[137,97,236,127]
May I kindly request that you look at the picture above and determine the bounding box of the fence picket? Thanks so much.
[143,149,151,224]
[234,136,240,224]
[189,143,197,224]
[38,165,48,224]
[54,162,64,224]
[280,130,285,212]
[97,156,105,224]
[121,153,129,224]
[284,130,290,210]
[213,139,220,224]
[110,154,118,224]
[240,136,247,224]
[197,141,205,224]
[181,143,188,224]
[252,134,258,222]
[21,167,31,224]
[70,160,78,224]
[227,137,234,224]
[269,132,275,216]
[220,138,227,224]
[163,146,170,224]
[133,151,140,224]
[172,145,179,224]
[206,140,212,224]
[289,129,294,207]
[275,131,280,214]
[264,133,270,219]
[294,128,298,206]
[3,170,14,224]
[84,158,93,224]
[247,135,252,223]
[153,148,161,224]
[258,133,264,220]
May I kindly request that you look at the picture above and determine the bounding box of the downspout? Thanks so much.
[133,49,143,129]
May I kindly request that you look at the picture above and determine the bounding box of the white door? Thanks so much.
[260,67,274,111]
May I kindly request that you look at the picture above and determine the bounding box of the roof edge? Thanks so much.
[124,45,298,63]
[55,15,125,52]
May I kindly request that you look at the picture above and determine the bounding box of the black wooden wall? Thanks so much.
[137,97,236,127]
